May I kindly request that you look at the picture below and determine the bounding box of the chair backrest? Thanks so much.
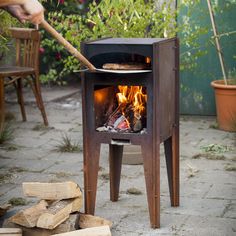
[10,28,41,72]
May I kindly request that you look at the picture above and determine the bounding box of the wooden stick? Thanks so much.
[206,0,228,84]
[40,20,96,71]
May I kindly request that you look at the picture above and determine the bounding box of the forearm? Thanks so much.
[0,0,26,7]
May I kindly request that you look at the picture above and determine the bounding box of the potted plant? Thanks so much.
[207,0,236,132]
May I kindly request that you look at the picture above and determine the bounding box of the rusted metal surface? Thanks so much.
[81,38,179,228]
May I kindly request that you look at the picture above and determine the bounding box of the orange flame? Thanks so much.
[116,86,147,119]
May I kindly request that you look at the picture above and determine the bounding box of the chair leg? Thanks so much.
[30,75,48,126]
[0,77,5,133]
[15,79,26,122]
[109,144,123,202]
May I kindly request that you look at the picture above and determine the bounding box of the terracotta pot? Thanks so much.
[211,79,236,132]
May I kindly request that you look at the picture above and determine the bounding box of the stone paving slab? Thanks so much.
[0,85,236,235]
[5,86,80,103]
[163,196,229,217]
[178,215,236,236]
[223,200,236,219]
[205,183,236,200]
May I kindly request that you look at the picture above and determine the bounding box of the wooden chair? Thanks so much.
[0,28,48,128]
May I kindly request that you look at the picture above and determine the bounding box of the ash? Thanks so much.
[96,126,147,134]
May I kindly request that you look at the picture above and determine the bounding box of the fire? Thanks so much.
[116,85,128,104]
[96,85,147,132]
[116,86,147,131]
[117,86,146,113]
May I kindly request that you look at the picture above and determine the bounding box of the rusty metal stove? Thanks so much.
[81,38,179,228]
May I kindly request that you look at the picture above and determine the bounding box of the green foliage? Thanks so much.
[8,197,28,206]
[0,10,18,59]
[200,143,233,154]
[40,0,208,84]
[40,0,178,84]
[86,0,177,38]
[0,122,14,144]
[55,133,82,153]
[178,0,209,71]
[40,1,88,84]
[208,0,236,80]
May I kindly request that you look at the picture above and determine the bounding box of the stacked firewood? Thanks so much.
[2,182,112,236]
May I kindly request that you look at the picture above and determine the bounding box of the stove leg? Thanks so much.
[109,144,123,202]
[84,143,101,215]
[164,129,179,207]
[142,142,160,228]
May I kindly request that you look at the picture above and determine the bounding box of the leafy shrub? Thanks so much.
[0,10,18,60]
[39,0,90,84]
[0,122,14,144]
[40,0,177,84]
[39,0,207,84]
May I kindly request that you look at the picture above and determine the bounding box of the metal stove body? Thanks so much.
[81,38,179,228]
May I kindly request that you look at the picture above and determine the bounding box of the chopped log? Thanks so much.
[78,213,112,229]
[3,213,79,236]
[37,198,82,230]
[52,225,111,236]
[9,200,48,228]
[23,182,82,200]
[0,228,22,236]
[0,204,11,217]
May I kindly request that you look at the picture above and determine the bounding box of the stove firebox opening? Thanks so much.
[94,85,147,133]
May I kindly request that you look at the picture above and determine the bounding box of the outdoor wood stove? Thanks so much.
[81,38,179,228]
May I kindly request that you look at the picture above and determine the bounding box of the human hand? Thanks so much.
[1,0,44,25]
[4,5,30,24]
[22,0,44,24]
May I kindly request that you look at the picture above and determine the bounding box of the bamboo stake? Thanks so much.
[206,0,228,85]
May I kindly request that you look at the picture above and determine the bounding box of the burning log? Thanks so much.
[96,85,147,133]
[132,118,142,132]
[113,115,129,130]
[106,110,122,128]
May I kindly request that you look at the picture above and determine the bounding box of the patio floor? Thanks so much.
[0,84,235,236]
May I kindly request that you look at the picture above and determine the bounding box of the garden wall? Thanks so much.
[179,1,236,115]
